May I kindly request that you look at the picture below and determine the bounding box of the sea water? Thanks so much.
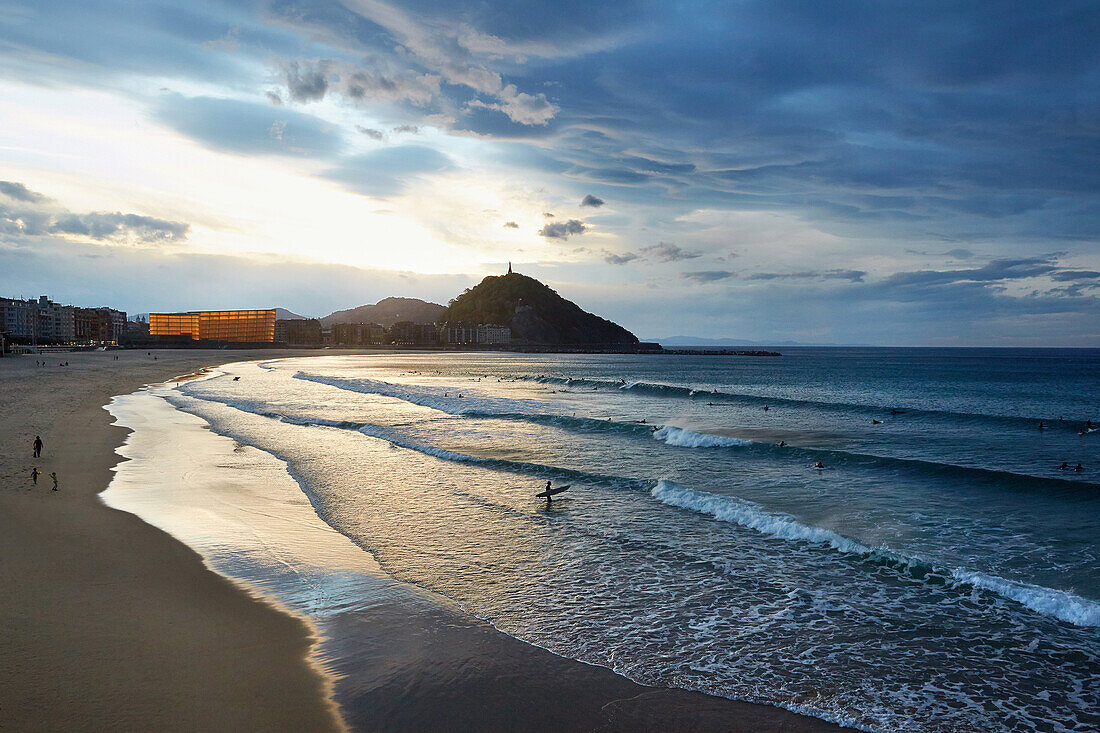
[133,349,1100,731]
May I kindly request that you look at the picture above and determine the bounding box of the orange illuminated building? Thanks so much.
[149,309,276,342]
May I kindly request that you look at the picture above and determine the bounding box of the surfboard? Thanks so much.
[536,484,571,498]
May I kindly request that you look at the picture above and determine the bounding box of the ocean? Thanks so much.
[106,348,1100,732]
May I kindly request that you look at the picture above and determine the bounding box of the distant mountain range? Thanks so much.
[442,272,638,345]
[274,307,306,320]
[319,297,445,327]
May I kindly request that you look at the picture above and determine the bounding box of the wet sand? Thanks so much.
[0,349,847,732]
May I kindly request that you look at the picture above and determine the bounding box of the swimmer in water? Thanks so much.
[872,419,882,424]
[1074,463,1084,472]
[778,441,786,447]
[1038,421,1045,430]
[813,462,825,469]
[1058,462,1069,470]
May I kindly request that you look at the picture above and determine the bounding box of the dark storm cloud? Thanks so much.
[640,242,700,262]
[538,219,587,239]
[682,271,735,283]
[580,194,604,207]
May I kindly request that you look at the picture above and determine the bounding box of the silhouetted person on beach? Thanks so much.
[31,467,39,485]
[50,472,58,491]
[33,435,42,458]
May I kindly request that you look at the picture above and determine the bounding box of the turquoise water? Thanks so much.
[167,349,1099,732]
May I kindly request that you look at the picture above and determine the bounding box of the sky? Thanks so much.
[1,0,1098,345]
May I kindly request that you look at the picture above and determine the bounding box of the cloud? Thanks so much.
[580,194,605,208]
[393,125,420,134]
[322,145,453,198]
[640,242,701,262]
[356,126,384,140]
[604,251,638,265]
[265,91,283,106]
[277,59,440,108]
[1050,270,1100,281]
[468,84,558,125]
[0,182,188,244]
[748,269,866,282]
[281,59,328,102]
[0,181,50,204]
[682,270,736,283]
[154,94,343,158]
[945,249,975,259]
[49,212,189,242]
[538,219,588,239]
[883,257,1060,288]
[503,221,519,228]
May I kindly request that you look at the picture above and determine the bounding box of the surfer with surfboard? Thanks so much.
[537,480,570,505]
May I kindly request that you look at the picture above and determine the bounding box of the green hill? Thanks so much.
[440,272,638,346]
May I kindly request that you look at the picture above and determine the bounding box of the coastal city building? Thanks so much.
[441,322,512,345]
[274,318,322,345]
[0,295,126,345]
[150,309,276,342]
[332,322,386,346]
[388,321,440,346]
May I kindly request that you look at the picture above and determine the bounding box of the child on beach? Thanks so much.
[50,472,58,491]
[32,467,39,485]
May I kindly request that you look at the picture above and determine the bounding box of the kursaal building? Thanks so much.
[150,309,275,343]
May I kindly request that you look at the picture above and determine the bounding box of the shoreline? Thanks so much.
[1,350,848,731]
[0,349,347,731]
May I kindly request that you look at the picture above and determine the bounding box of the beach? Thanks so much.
[0,349,844,732]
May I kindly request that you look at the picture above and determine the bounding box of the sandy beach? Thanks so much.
[0,349,845,732]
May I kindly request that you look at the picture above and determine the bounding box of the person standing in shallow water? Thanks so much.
[33,435,43,458]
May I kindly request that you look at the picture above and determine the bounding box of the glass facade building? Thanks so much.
[150,309,275,342]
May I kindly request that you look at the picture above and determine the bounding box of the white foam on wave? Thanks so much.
[652,425,753,448]
[652,480,1100,628]
[951,570,1100,627]
[652,480,870,554]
